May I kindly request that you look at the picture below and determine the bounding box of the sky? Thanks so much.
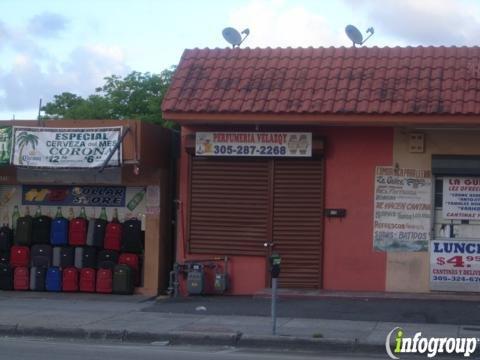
[1,0,480,120]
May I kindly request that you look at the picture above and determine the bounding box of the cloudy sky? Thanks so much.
[1,0,480,119]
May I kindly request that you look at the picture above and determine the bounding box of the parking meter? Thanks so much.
[269,253,281,278]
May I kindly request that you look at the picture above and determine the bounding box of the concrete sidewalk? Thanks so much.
[0,291,477,353]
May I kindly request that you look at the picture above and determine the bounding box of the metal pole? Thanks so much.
[271,277,277,335]
[98,126,130,173]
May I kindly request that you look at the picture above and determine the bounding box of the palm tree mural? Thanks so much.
[16,131,39,165]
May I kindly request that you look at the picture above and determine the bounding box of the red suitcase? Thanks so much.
[104,223,122,251]
[79,268,96,293]
[62,267,78,292]
[96,268,112,293]
[13,267,29,290]
[10,246,30,268]
[119,253,140,286]
[69,218,87,246]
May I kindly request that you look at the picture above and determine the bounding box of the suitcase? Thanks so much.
[30,266,46,291]
[97,250,118,270]
[121,219,143,253]
[15,216,32,246]
[96,268,112,293]
[0,251,9,265]
[69,218,87,246]
[62,267,78,292]
[10,246,30,268]
[0,264,13,290]
[59,247,74,268]
[74,247,83,268]
[119,253,140,286]
[45,267,62,292]
[31,244,52,268]
[82,247,97,269]
[13,267,29,290]
[0,225,13,252]
[50,217,69,246]
[113,264,134,295]
[31,215,52,244]
[79,268,96,292]
[104,222,122,251]
[88,219,107,248]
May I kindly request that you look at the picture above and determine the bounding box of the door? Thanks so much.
[271,158,324,289]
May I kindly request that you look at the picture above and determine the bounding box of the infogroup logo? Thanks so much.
[385,327,477,359]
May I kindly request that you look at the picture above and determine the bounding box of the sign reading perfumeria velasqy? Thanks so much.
[373,167,432,252]
[195,132,312,157]
[12,126,122,168]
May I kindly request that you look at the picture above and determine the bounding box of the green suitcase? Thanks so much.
[112,264,134,295]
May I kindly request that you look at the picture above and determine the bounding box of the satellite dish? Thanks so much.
[222,27,250,48]
[345,24,375,47]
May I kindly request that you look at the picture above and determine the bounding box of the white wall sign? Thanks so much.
[443,177,480,220]
[373,167,432,252]
[196,132,312,157]
[430,239,480,292]
[12,126,122,168]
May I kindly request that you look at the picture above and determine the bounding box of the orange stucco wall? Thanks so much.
[322,127,392,292]
[177,126,393,295]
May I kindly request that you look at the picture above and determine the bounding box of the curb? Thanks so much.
[0,325,387,353]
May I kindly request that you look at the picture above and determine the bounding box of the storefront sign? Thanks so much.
[12,126,122,168]
[430,239,480,292]
[195,132,312,157]
[443,177,480,220]
[22,185,126,207]
[0,127,12,165]
[373,167,432,252]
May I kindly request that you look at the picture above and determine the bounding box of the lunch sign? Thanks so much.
[11,126,122,168]
[195,132,312,157]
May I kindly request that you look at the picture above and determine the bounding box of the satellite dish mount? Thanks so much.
[345,25,375,47]
[222,27,250,48]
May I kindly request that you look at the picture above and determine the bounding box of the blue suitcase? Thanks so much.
[50,218,68,246]
[45,266,62,292]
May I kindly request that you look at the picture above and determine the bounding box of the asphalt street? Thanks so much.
[0,337,391,360]
[145,296,480,325]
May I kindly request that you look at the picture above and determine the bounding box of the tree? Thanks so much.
[41,68,175,127]
[16,131,39,165]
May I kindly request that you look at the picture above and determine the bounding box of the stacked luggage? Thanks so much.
[0,206,143,295]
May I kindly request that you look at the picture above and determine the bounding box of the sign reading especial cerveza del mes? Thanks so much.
[430,239,480,292]
[196,132,312,157]
[443,177,480,220]
[0,127,12,166]
[12,127,122,168]
[373,166,432,252]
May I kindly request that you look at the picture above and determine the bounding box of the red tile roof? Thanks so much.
[162,46,480,115]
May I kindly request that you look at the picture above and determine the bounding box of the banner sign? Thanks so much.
[196,132,312,157]
[430,239,480,292]
[0,127,12,165]
[22,185,126,207]
[443,177,480,220]
[373,167,432,252]
[12,126,122,168]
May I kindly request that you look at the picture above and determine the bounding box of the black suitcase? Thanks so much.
[31,244,53,268]
[82,247,97,268]
[15,216,32,246]
[0,225,13,252]
[89,219,107,248]
[0,251,9,265]
[32,216,52,244]
[97,250,118,270]
[121,219,143,254]
[0,264,13,290]
[112,264,134,294]
[30,266,46,291]
[60,247,74,268]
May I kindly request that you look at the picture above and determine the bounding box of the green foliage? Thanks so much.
[41,68,175,127]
